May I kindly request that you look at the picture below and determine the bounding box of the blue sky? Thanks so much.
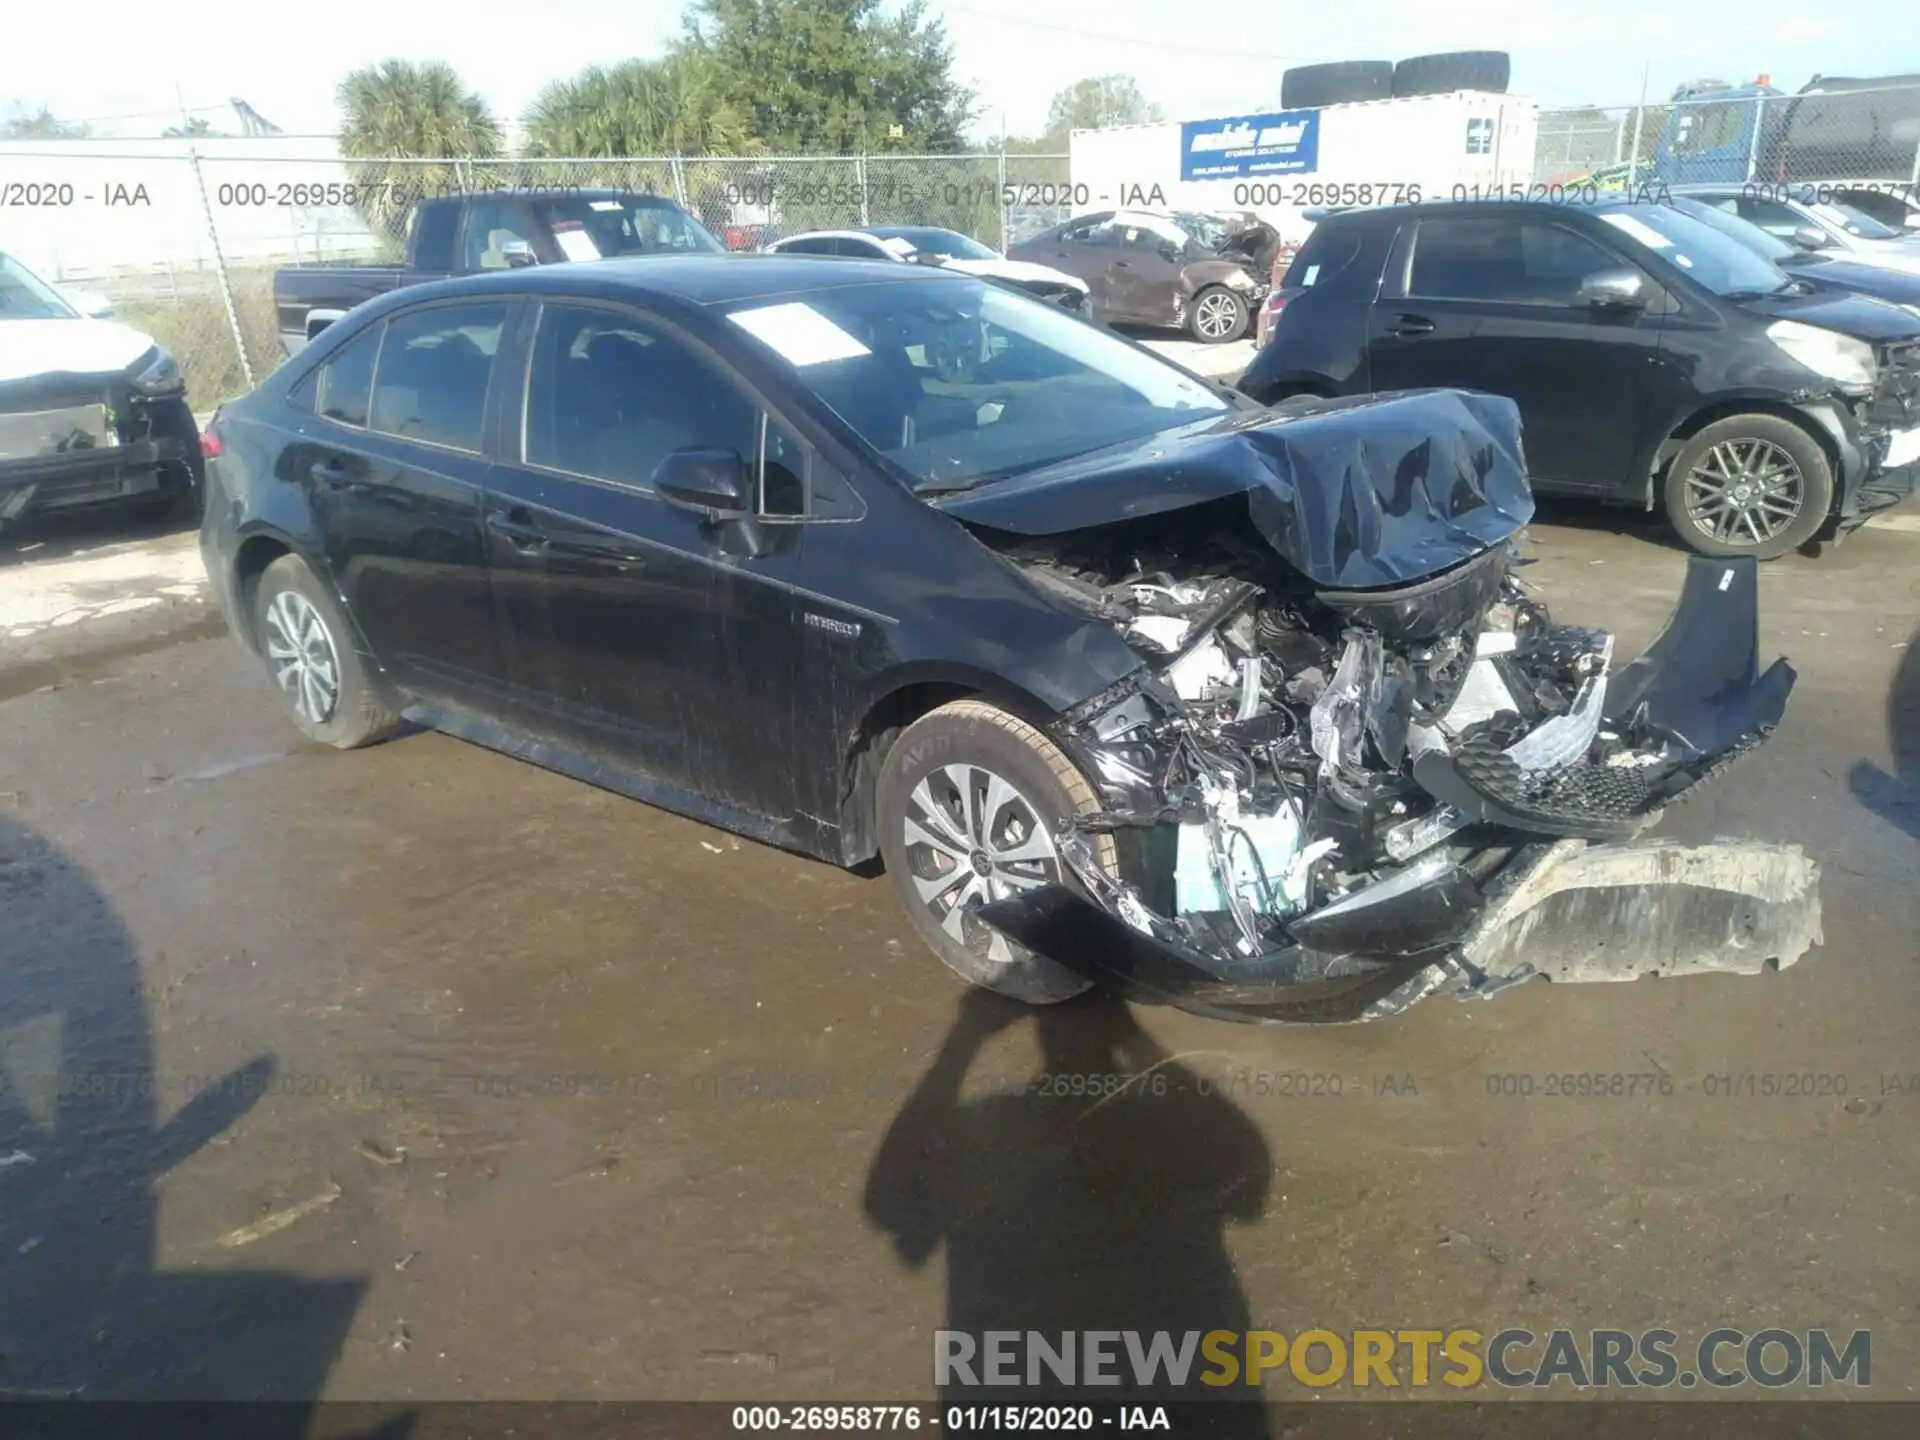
[0,0,1904,142]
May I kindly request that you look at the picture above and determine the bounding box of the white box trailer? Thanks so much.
[1070,91,1540,244]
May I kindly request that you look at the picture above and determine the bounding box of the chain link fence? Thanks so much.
[11,83,1919,412]
[1,148,1069,414]
[1534,80,1920,194]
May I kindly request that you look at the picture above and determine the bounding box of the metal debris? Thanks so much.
[215,1180,342,1248]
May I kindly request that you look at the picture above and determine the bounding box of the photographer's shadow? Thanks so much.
[865,989,1272,1435]
[0,815,369,1418]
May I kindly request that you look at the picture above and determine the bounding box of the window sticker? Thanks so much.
[1598,213,1673,250]
[727,302,873,366]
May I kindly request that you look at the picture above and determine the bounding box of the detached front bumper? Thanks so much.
[0,390,199,528]
[980,557,1821,1023]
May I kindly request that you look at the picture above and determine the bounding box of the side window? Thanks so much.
[778,237,837,256]
[1738,197,1805,239]
[1673,101,1745,155]
[463,200,534,271]
[525,303,759,490]
[837,238,887,258]
[1118,225,1167,253]
[316,324,383,428]
[1411,219,1616,303]
[1058,214,1115,244]
[367,303,504,452]
[410,202,460,270]
[1283,225,1362,288]
[1516,223,1619,299]
[1410,218,1523,299]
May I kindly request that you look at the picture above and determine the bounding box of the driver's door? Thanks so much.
[1366,214,1664,493]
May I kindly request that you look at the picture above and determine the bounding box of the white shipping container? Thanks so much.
[1070,92,1540,244]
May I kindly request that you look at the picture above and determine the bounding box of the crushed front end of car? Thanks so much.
[944,391,1822,1022]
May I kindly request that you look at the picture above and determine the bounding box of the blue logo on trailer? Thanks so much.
[1181,110,1321,180]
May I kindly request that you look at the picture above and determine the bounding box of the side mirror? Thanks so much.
[61,286,117,318]
[654,448,751,521]
[1790,225,1833,252]
[1158,241,1181,263]
[500,238,538,268]
[1577,266,1650,310]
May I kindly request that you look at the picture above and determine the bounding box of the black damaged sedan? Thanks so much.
[201,257,1822,1023]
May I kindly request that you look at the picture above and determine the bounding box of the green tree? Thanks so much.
[522,52,755,157]
[337,59,502,158]
[683,0,974,153]
[3,105,90,139]
[1040,74,1160,147]
[162,115,221,138]
[335,60,503,242]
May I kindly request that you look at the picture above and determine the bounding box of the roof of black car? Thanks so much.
[1311,195,1666,226]
[413,254,963,307]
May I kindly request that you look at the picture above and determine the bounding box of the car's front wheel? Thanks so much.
[1662,415,1833,559]
[876,699,1116,1004]
[250,554,401,749]
[1188,285,1249,344]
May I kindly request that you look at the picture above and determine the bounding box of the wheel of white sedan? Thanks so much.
[876,700,1117,1003]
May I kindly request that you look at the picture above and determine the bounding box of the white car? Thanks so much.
[1675,186,1920,277]
[763,227,1092,312]
[1,250,201,530]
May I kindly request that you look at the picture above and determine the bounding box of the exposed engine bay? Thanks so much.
[971,514,1820,1023]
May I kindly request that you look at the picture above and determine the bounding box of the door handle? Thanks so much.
[1114,260,1131,269]
[488,505,548,550]
[1385,314,1435,337]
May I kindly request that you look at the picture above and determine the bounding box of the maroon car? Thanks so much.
[1009,209,1276,343]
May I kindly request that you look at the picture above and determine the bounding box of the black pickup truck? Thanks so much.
[274,189,725,356]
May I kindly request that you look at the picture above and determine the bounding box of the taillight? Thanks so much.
[1257,291,1291,346]
[200,427,223,459]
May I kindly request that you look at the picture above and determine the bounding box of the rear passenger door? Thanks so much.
[292,300,515,703]
[1365,214,1664,494]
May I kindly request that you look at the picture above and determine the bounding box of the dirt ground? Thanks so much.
[1,497,1916,1414]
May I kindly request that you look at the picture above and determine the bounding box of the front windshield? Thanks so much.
[722,276,1229,491]
[529,196,724,258]
[877,228,998,261]
[1596,204,1793,297]
[1810,201,1901,240]
[0,252,78,319]
[1670,198,1797,262]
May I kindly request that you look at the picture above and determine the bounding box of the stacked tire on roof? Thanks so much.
[1279,52,1511,109]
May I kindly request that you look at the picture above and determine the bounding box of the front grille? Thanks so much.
[1870,339,1920,430]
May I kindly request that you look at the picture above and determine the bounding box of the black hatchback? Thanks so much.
[1239,198,1920,557]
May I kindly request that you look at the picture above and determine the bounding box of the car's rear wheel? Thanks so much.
[1189,286,1249,344]
[250,554,401,749]
[876,699,1117,1004]
[1662,414,1833,559]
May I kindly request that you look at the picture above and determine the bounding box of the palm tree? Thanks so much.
[523,53,757,159]
[336,60,502,240]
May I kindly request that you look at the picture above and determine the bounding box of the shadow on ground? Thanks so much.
[1850,620,1920,841]
[865,988,1273,1434]
[0,505,196,571]
[0,815,378,1422]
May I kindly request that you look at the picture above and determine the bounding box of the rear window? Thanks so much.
[1282,225,1364,289]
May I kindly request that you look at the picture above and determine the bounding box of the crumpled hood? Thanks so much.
[0,318,157,385]
[934,388,1535,589]
[941,257,1089,292]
